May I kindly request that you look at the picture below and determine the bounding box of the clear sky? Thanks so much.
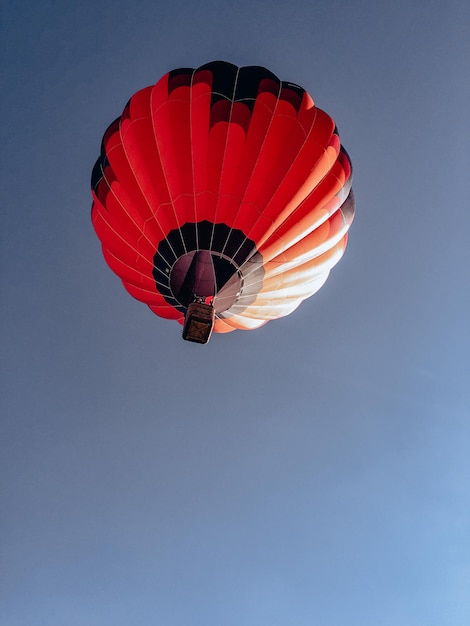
[1,1,469,624]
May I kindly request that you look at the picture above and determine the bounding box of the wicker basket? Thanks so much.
[182,302,215,344]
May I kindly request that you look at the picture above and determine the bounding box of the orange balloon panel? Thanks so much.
[91,61,355,333]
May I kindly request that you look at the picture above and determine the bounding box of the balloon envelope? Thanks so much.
[91,61,354,335]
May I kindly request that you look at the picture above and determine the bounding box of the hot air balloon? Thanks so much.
[91,61,354,343]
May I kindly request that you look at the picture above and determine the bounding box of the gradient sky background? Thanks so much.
[1,1,469,624]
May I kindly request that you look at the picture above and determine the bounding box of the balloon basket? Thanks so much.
[182,302,215,344]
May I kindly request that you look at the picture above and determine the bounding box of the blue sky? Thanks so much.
[1,1,469,624]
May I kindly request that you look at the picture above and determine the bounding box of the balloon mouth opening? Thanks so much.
[169,250,242,313]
